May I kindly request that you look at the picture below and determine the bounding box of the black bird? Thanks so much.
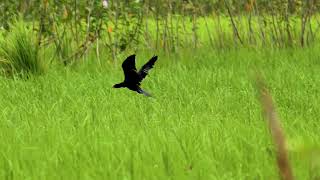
[113,54,158,97]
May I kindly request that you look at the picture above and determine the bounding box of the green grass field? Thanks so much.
[0,46,319,179]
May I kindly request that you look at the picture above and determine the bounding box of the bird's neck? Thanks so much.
[114,82,126,88]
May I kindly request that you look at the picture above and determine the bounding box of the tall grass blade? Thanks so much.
[256,74,294,180]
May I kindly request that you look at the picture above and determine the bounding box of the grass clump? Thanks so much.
[0,18,47,78]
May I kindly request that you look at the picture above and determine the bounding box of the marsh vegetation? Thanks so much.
[0,0,319,179]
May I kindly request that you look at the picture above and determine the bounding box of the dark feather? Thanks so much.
[121,54,138,83]
[138,55,158,81]
[122,54,137,72]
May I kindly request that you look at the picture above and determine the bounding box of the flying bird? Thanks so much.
[113,54,158,97]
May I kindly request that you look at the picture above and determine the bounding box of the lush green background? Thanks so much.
[0,0,320,179]
[0,47,320,179]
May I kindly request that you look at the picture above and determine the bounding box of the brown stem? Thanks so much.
[256,74,294,180]
[224,0,243,45]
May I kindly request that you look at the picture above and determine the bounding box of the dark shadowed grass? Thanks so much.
[0,47,319,179]
[0,19,47,77]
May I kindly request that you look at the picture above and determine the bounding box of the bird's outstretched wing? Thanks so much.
[122,54,137,71]
[122,54,137,82]
[138,55,158,82]
[137,87,152,97]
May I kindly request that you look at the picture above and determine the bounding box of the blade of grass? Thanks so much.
[256,73,294,180]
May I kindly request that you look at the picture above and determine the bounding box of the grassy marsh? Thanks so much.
[0,47,319,179]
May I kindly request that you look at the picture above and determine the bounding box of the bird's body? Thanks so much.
[113,54,158,97]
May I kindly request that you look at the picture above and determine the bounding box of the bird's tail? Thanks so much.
[137,88,152,97]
